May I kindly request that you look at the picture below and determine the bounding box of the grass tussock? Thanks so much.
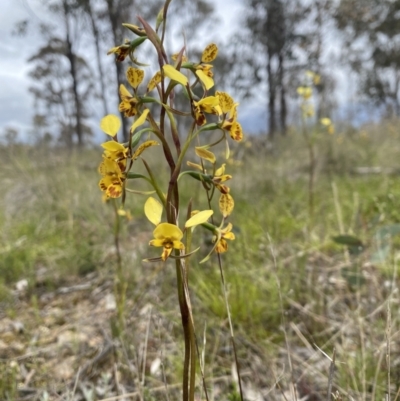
[1,120,400,400]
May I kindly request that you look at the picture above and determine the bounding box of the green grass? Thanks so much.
[1,121,400,400]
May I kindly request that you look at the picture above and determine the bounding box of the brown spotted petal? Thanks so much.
[219,193,234,217]
[132,140,159,160]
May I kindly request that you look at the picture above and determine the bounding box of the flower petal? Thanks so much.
[145,197,163,226]
[320,117,332,126]
[132,140,159,160]
[101,141,126,152]
[229,122,243,142]
[201,43,218,63]
[185,210,214,228]
[149,239,164,247]
[147,71,162,92]
[153,223,183,241]
[100,114,121,136]
[161,247,173,261]
[119,84,132,99]
[195,147,216,164]
[172,240,185,250]
[219,193,234,217]
[163,64,188,86]
[196,70,214,90]
[131,109,150,133]
[127,67,144,89]
[216,91,234,114]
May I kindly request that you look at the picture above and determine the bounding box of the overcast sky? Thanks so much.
[0,0,249,143]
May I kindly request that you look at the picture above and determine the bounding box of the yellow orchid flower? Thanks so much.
[220,102,243,142]
[192,96,220,126]
[297,86,313,100]
[149,223,185,261]
[213,223,235,253]
[98,157,125,199]
[321,118,335,134]
[101,140,128,171]
[107,40,131,62]
[119,84,139,117]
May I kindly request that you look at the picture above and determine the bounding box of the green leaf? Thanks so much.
[332,235,363,247]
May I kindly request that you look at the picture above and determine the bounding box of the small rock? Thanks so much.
[12,321,24,334]
[104,293,116,311]
[150,357,161,376]
[15,279,28,292]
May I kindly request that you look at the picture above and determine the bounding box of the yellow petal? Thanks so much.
[163,64,188,86]
[187,161,203,171]
[216,91,234,114]
[161,247,173,261]
[297,86,312,99]
[153,223,183,241]
[196,70,214,90]
[132,140,159,160]
[101,141,126,152]
[100,114,121,136]
[126,67,144,89]
[119,84,132,99]
[172,240,185,250]
[215,164,226,177]
[98,157,122,176]
[201,43,218,63]
[147,71,162,92]
[144,197,163,226]
[131,109,150,133]
[185,210,214,228]
[149,238,164,247]
[196,96,219,113]
[229,122,243,142]
[106,183,123,198]
[219,193,234,217]
[215,238,228,253]
[195,147,216,164]
[320,117,332,126]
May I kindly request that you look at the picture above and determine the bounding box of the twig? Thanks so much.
[217,252,244,401]
[72,366,81,397]
[326,348,336,401]
[141,306,153,385]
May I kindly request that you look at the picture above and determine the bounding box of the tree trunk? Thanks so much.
[267,54,276,139]
[278,53,286,135]
[106,0,130,142]
[86,0,109,119]
[64,4,84,147]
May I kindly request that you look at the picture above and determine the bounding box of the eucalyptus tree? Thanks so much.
[335,0,400,116]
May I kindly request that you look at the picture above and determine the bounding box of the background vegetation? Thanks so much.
[1,119,400,400]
